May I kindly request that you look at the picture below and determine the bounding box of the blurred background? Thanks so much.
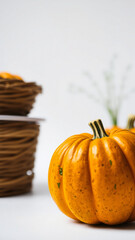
[0,0,135,184]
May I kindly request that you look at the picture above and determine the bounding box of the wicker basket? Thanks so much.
[0,118,41,197]
[0,78,42,116]
[0,72,43,196]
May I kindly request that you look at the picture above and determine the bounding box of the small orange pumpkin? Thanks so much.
[106,115,135,134]
[0,72,23,80]
[48,119,135,225]
[106,125,121,134]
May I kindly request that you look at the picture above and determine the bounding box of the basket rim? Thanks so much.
[0,115,45,123]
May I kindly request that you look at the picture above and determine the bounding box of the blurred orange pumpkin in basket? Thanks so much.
[0,71,42,116]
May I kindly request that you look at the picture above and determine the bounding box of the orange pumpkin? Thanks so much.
[0,72,23,80]
[48,119,135,225]
[106,125,121,134]
[107,115,135,134]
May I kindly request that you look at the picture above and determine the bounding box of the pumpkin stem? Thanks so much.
[126,114,135,129]
[89,119,108,139]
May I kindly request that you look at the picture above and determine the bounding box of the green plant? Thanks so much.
[69,56,135,126]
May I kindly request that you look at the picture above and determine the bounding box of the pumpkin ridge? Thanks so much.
[112,133,135,178]
[49,135,88,220]
[62,137,88,219]
[107,136,135,222]
[48,137,84,219]
[111,133,135,221]
[62,137,88,209]
[87,138,100,223]
[111,134,135,178]
[63,138,99,224]
[89,137,134,224]
[59,137,86,220]
[54,134,87,153]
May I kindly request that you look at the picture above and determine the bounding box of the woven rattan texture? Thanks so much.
[0,78,42,115]
[0,121,39,196]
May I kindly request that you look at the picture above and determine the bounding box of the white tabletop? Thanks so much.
[0,179,135,240]
[1,118,135,240]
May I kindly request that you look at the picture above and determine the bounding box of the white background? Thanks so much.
[0,0,135,239]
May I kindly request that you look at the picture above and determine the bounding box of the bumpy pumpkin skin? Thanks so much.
[48,124,135,225]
